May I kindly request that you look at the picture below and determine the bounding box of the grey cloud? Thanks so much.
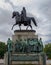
[0,8,13,43]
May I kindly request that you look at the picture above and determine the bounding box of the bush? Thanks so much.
[0,42,6,59]
[44,43,51,59]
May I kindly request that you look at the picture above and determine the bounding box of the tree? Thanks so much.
[0,42,6,59]
[44,43,51,59]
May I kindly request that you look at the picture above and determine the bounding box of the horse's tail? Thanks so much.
[31,17,37,26]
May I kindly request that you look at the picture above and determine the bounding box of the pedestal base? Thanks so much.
[5,30,46,65]
[4,52,46,65]
[12,30,38,43]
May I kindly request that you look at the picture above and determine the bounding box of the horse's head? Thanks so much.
[12,11,20,18]
[12,11,16,18]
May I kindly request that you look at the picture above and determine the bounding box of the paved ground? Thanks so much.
[0,59,4,65]
[0,63,4,65]
[46,60,51,65]
[0,59,4,63]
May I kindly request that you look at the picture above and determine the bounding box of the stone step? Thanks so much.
[11,61,40,65]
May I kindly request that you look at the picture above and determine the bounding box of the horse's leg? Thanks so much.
[19,24,21,30]
[11,23,17,30]
[26,25,29,30]
[30,25,33,30]
[19,26,21,30]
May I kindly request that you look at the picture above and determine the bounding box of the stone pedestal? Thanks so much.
[4,52,46,65]
[4,52,8,65]
[11,53,43,65]
[4,30,46,65]
[12,30,38,43]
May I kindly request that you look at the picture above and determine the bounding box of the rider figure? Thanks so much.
[21,7,27,21]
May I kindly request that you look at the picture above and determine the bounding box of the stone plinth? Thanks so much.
[4,52,46,65]
[4,30,46,65]
[12,30,38,43]
[10,53,44,65]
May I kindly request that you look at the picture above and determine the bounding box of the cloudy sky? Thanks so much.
[0,0,51,45]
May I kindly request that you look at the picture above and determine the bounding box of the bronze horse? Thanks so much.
[12,11,37,30]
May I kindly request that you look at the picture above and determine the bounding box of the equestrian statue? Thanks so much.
[12,7,37,30]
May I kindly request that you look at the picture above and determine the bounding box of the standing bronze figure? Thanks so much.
[12,7,37,30]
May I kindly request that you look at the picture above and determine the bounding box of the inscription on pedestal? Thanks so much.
[11,54,39,61]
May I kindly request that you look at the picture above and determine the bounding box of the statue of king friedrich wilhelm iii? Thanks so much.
[12,7,37,30]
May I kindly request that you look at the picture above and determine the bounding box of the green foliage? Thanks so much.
[44,43,51,59]
[0,42,6,59]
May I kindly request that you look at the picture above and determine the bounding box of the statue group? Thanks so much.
[12,7,37,30]
[7,38,43,53]
[4,7,46,65]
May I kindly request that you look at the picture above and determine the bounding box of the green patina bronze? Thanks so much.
[7,38,13,52]
[13,38,43,53]
[7,38,43,53]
